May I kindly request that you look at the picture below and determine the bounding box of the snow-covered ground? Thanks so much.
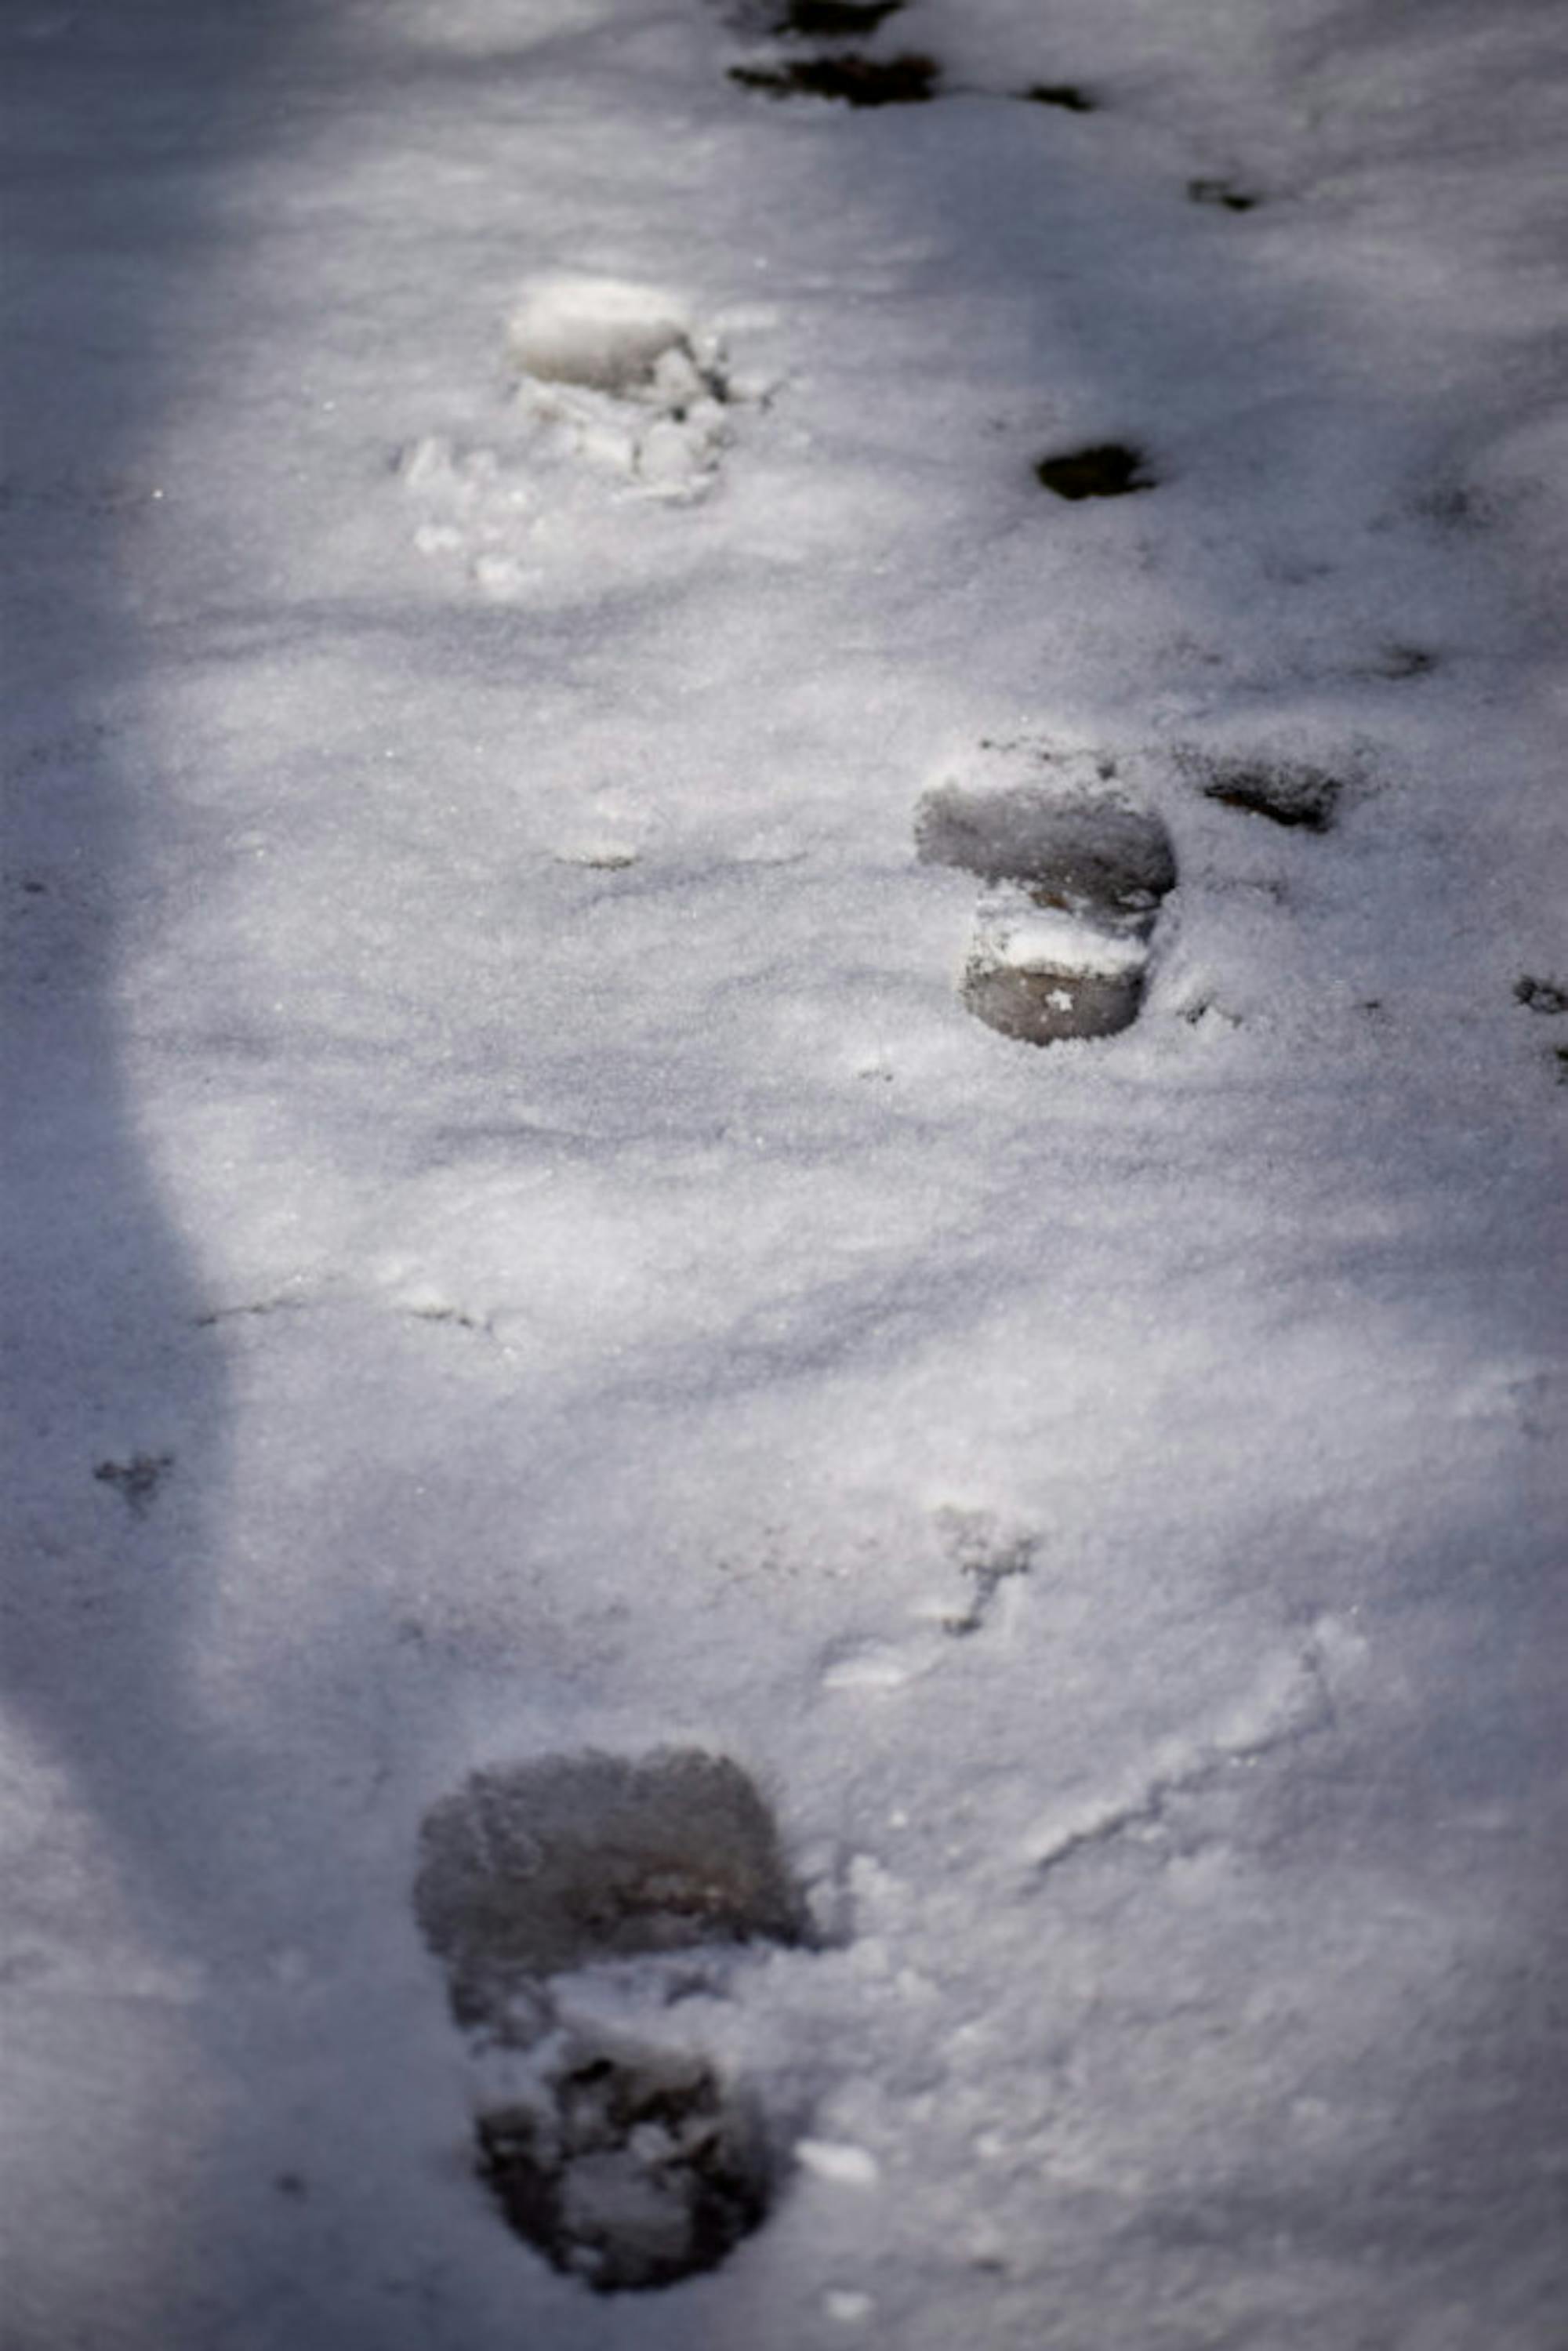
[4,0,1566,2342]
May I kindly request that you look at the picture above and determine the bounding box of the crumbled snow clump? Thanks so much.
[506,276,698,393]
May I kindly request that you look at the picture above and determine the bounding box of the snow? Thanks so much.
[795,2139,882,2190]
[2,0,1566,2343]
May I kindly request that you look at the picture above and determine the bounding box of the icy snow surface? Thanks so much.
[3,0,1566,2342]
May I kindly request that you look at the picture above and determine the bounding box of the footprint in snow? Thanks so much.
[1180,748,1348,833]
[414,1747,805,2292]
[821,1508,1037,1691]
[505,277,739,500]
[400,279,750,595]
[916,746,1178,1046]
[1022,81,1097,112]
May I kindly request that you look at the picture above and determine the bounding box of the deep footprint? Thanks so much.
[415,1748,804,2291]
[917,753,1178,1045]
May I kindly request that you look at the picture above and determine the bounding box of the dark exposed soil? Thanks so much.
[93,1452,175,1514]
[1189,176,1257,211]
[731,49,939,103]
[1022,82,1095,112]
[1035,441,1156,499]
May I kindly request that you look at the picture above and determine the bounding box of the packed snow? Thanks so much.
[3,0,1566,2344]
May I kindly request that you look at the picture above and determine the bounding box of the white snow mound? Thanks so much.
[506,276,695,395]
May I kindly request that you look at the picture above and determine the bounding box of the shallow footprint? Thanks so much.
[1181,749,1345,832]
[415,1748,804,2292]
[916,748,1178,1046]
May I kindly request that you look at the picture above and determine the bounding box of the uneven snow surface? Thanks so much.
[4,0,1566,2343]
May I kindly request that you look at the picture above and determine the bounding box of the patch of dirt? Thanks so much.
[93,1453,174,1515]
[1370,644,1434,679]
[1022,82,1095,112]
[730,50,940,104]
[1035,442,1156,499]
[1515,974,1568,1015]
[1188,176,1257,211]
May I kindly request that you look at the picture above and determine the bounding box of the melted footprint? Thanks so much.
[916,747,1178,1046]
[415,1747,804,2293]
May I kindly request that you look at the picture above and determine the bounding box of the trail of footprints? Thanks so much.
[398,16,1510,2300]
[391,0,1396,1046]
